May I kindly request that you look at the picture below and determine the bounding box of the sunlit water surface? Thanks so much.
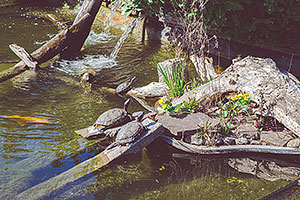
[0,2,296,200]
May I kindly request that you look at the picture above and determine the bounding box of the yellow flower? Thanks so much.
[226,179,233,183]
[198,104,202,108]
[158,96,165,104]
[243,93,249,100]
[161,104,167,109]
[193,92,198,94]
[159,165,166,171]
[237,179,244,184]
[231,95,239,101]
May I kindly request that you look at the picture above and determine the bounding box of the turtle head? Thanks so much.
[123,98,131,111]
[130,76,136,83]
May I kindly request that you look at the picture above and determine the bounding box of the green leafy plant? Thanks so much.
[196,121,212,137]
[218,92,251,134]
[195,121,216,145]
[156,60,186,98]
[205,0,300,46]
[158,96,182,114]
[158,95,203,114]
[112,0,172,17]
[181,97,202,113]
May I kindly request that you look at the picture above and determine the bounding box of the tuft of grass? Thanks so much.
[156,60,186,98]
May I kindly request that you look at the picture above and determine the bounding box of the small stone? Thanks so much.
[224,137,236,145]
[286,138,300,148]
[250,140,261,145]
[236,137,250,145]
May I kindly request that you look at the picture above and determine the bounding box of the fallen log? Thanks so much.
[16,118,164,200]
[0,0,103,83]
[60,0,103,59]
[0,13,91,83]
[173,56,300,137]
[162,135,300,155]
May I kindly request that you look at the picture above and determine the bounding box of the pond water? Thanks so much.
[0,2,298,200]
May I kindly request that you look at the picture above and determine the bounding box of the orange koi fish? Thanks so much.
[0,115,52,126]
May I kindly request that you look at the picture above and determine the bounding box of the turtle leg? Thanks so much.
[105,142,118,150]
[85,125,106,140]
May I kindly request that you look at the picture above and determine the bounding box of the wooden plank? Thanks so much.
[16,118,164,200]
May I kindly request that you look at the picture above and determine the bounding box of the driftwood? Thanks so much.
[9,44,40,71]
[17,118,164,200]
[189,54,217,80]
[127,82,169,98]
[0,0,103,83]
[162,135,300,155]
[173,56,300,137]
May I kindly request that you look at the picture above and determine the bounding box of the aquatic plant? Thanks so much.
[156,60,186,98]
[218,92,251,134]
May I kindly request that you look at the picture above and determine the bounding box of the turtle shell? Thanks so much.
[94,108,130,128]
[115,121,145,145]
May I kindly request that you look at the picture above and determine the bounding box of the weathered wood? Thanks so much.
[162,135,300,155]
[0,13,92,83]
[9,44,40,71]
[60,0,103,59]
[189,54,217,79]
[127,82,169,98]
[173,56,300,137]
[17,119,164,200]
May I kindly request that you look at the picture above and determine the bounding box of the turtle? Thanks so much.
[116,76,136,95]
[85,99,133,139]
[106,111,146,150]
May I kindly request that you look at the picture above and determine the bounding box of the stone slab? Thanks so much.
[156,112,219,136]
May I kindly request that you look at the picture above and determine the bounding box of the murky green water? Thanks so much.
[0,2,297,200]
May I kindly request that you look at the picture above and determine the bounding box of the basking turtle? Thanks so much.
[116,76,136,95]
[106,111,146,149]
[85,99,133,139]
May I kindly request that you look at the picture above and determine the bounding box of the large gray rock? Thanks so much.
[228,158,300,181]
[260,130,293,147]
[156,112,219,136]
